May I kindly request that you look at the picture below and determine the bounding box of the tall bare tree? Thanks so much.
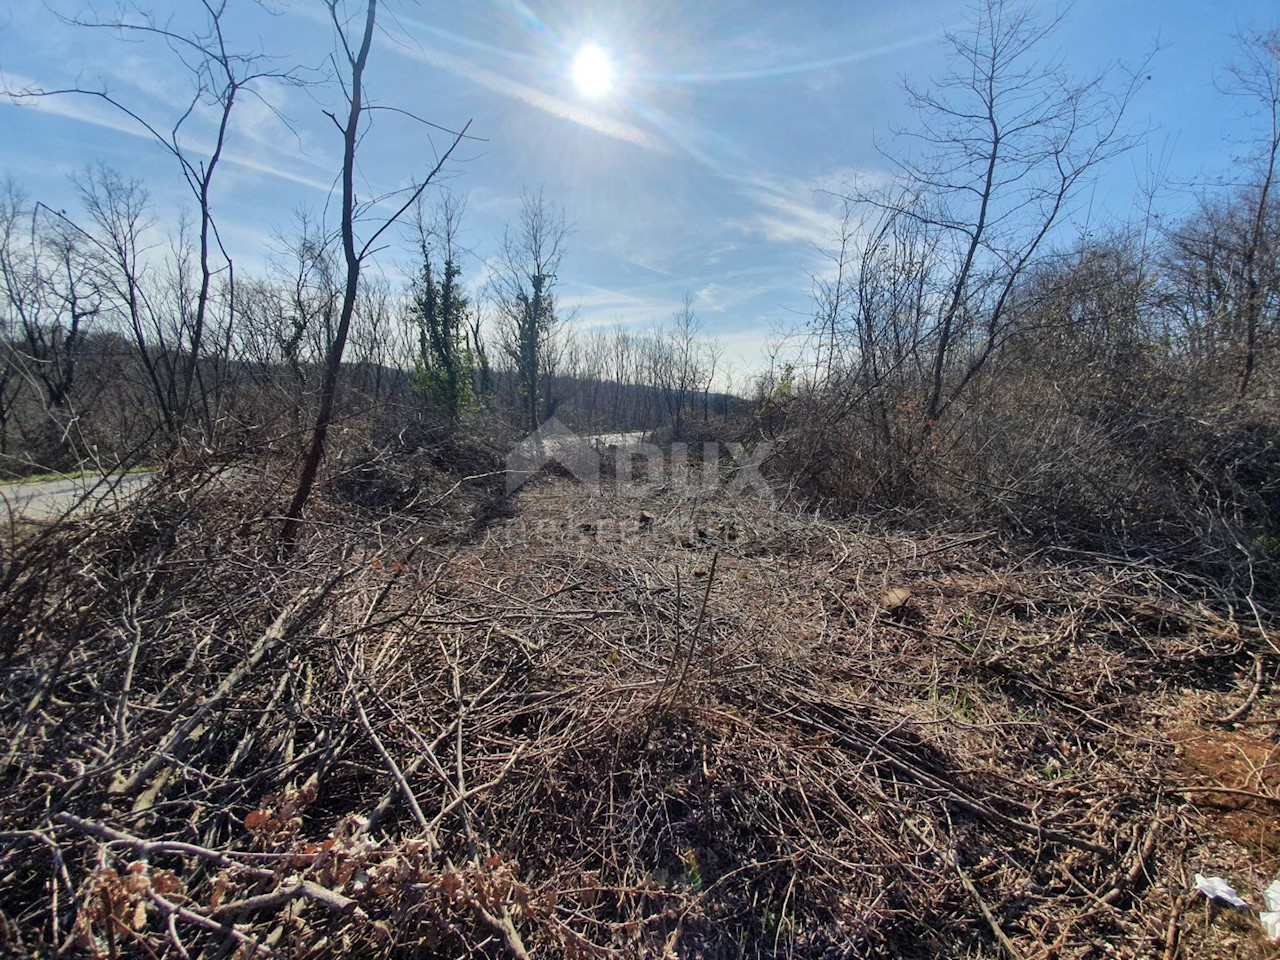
[10,2,306,436]
[0,183,103,461]
[652,295,705,439]
[1222,29,1280,398]
[280,0,469,545]
[72,166,180,435]
[872,0,1146,428]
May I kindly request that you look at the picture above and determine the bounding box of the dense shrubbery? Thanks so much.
[757,23,1280,602]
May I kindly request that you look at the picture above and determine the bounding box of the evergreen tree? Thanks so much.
[407,239,474,421]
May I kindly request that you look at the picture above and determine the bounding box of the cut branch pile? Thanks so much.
[1,462,1276,957]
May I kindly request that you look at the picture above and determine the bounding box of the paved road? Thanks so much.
[0,472,154,521]
[590,430,647,447]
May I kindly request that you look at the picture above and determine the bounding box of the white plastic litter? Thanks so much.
[1262,879,1280,942]
[1261,910,1280,943]
[1194,874,1249,907]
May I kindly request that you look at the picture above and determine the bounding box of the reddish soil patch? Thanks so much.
[1172,726,1280,866]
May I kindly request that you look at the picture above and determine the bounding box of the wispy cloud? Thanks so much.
[638,31,938,85]
[3,79,338,196]
[695,277,785,314]
[731,167,893,250]
[374,28,669,153]
[568,280,680,328]
[735,174,845,246]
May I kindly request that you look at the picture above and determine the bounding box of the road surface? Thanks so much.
[0,472,154,521]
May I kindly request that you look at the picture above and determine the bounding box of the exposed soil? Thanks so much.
[1173,727,1280,865]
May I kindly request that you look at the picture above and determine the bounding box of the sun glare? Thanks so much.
[571,43,614,98]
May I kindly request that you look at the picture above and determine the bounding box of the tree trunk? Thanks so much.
[280,0,377,548]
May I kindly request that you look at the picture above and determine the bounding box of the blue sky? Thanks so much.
[1,0,1277,377]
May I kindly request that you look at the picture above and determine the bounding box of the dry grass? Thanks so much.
[1,455,1277,958]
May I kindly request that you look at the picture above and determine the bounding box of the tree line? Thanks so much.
[0,171,735,462]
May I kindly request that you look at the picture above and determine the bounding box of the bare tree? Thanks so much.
[870,0,1146,428]
[0,183,103,462]
[1221,29,1280,398]
[0,182,27,453]
[652,294,705,438]
[9,2,307,436]
[701,336,724,423]
[1158,192,1278,397]
[609,324,638,427]
[72,166,178,434]
[232,216,340,433]
[1157,30,1280,403]
[280,0,469,545]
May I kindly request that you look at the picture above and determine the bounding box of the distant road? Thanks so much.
[0,472,154,521]
[590,431,647,447]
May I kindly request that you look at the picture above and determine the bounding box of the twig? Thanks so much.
[349,684,432,836]
[950,848,1024,960]
[1214,651,1264,725]
[55,813,273,877]
[212,882,361,919]
[147,891,274,957]
[115,576,342,796]
[58,813,363,927]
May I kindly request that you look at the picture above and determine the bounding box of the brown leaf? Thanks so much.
[208,873,228,911]
[882,587,913,611]
[122,862,150,895]
[151,869,182,895]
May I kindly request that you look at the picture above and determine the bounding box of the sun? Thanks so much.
[571,43,614,98]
